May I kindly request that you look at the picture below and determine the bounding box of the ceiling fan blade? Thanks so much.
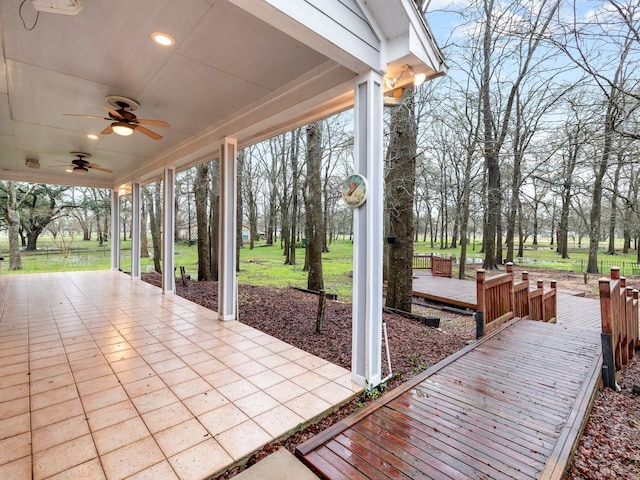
[102,106,124,119]
[135,125,163,140]
[87,163,113,174]
[101,125,114,135]
[136,119,170,128]
[64,113,109,120]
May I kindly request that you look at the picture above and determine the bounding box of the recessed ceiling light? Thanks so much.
[152,32,175,46]
[87,133,99,140]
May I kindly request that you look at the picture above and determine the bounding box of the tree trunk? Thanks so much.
[385,87,417,312]
[145,181,162,274]
[5,182,24,270]
[140,201,149,258]
[305,121,324,292]
[210,160,220,281]
[195,162,211,281]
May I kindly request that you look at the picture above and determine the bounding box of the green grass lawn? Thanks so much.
[2,235,639,302]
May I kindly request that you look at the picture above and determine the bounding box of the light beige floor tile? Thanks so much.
[1,371,29,388]
[198,403,248,436]
[126,461,179,480]
[215,419,271,461]
[45,458,106,480]
[169,438,232,480]
[32,415,90,453]
[101,436,165,480]
[0,383,28,403]
[76,374,121,397]
[81,385,128,412]
[170,377,212,399]
[29,363,71,382]
[180,350,214,365]
[143,349,178,364]
[203,368,242,388]
[217,378,260,401]
[30,372,74,397]
[0,397,29,421]
[103,347,139,363]
[29,353,66,370]
[123,374,167,398]
[72,363,113,383]
[279,346,309,362]
[246,370,287,390]
[313,362,350,380]
[234,391,280,418]
[31,398,84,430]
[290,370,330,391]
[109,355,148,374]
[131,387,179,413]
[142,401,194,433]
[181,389,228,417]
[191,358,226,376]
[0,455,31,480]
[150,357,187,374]
[32,434,97,480]
[0,360,29,376]
[116,364,156,384]
[254,405,305,438]
[0,412,29,440]
[0,428,28,466]
[86,400,139,431]
[242,345,274,360]
[154,418,208,457]
[31,384,78,411]
[285,392,332,419]
[264,380,307,404]
[311,381,357,405]
[257,353,289,369]
[63,340,98,354]
[295,354,328,370]
[172,343,203,357]
[160,366,199,386]
[93,417,151,455]
[272,362,308,379]
[232,360,268,377]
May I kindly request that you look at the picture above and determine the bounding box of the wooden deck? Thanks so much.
[296,319,602,480]
[412,271,602,331]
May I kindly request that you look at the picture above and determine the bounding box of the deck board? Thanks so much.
[297,319,602,480]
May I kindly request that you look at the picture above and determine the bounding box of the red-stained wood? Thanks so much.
[297,320,602,480]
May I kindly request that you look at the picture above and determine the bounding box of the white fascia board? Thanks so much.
[228,0,379,73]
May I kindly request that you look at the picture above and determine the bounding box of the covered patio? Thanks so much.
[0,270,360,478]
[0,0,445,478]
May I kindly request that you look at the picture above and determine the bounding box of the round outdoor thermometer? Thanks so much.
[342,174,367,208]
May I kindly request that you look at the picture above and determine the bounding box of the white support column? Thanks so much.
[131,182,141,279]
[162,168,176,294]
[351,71,383,388]
[110,189,121,271]
[218,137,238,320]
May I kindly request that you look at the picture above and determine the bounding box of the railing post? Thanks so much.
[599,276,616,390]
[476,269,486,339]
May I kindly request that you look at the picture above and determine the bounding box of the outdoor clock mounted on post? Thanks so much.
[342,174,367,208]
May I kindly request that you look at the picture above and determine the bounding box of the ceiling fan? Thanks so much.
[64,152,112,175]
[64,95,170,140]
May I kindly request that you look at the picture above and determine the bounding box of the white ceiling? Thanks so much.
[0,0,359,188]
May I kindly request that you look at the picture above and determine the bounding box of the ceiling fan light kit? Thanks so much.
[64,95,169,140]
[111,122,134,136]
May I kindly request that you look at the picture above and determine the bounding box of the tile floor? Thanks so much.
[0,271,361,480]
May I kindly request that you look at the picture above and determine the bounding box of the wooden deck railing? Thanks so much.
[529,279,557,323]
[599,267,639,389]
[413,253,453,277]
[476,263,558,338]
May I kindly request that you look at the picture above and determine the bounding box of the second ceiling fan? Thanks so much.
[65,96,170,140]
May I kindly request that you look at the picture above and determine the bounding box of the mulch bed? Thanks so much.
[141,273,640,479]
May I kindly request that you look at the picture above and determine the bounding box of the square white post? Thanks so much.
[351,71,383,388]
[110,189,120,271]
[219,137,238,320]
[162,167,176,294]
[131,181,141,279]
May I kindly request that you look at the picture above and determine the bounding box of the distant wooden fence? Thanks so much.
[413,253,453,278]
[476,263,557,338]
[599,267,639,389]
